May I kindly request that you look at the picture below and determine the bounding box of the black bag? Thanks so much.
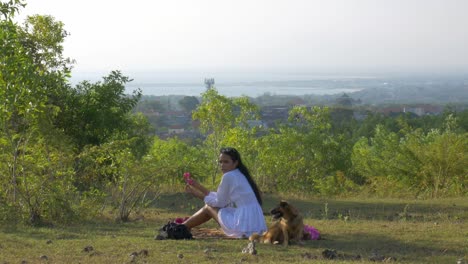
[161,222,193,240]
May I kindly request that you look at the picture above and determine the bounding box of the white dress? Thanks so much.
[204,169,267,238]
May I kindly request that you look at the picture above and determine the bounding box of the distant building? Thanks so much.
[336,93,353,107]
[378,107,404,115]
[379,104,443,116]
[403,104,443,116]
[260,106,290,127]
[168,125,185,134]
[289,98,306,106]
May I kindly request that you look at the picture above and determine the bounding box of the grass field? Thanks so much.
[0,193,466,263]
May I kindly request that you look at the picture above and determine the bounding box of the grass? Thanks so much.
[0,193,467,263]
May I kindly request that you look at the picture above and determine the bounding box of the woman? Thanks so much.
[183,147,267,238]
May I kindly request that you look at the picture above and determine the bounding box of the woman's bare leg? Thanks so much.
[183,204,220,229]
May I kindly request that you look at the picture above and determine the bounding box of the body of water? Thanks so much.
[73,71,382,97]
[125,79,371,97]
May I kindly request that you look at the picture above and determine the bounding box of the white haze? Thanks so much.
[17,0,468,85]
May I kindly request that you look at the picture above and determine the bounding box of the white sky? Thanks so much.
[16,0,468,78]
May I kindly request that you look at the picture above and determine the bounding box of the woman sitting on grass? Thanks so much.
[183,147,267,238]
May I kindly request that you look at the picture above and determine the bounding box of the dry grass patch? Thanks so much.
[0,194,466,263]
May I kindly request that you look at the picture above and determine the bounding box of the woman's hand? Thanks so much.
[185,185,206,200]
[189,179,201,188]
[189,179,210,196]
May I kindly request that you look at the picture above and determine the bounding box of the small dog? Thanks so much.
[249,200,304,246]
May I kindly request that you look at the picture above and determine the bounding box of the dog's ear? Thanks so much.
[289,205,299,216]
[281,200,299,216]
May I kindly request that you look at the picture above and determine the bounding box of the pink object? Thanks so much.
[304,225,320,240]
[183,172,193,185]
[174,217,189,224]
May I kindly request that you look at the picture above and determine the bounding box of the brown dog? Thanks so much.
[249,200,304,246]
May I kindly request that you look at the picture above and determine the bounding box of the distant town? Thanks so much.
[132,77,468,139]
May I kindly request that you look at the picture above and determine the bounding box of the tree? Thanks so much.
[77,140,157,221]
[0,1,77,224]
[402,115,467,197]
[178,96,199,113]
[254,106,353,194]
[121,112,154,159]
[335,93,353,107]
[55,71,142,150]
[192,88,260,185]
[192,88,235,184]
[351,116,467,198]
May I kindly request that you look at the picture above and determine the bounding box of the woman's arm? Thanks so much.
[204,173,232,208]
[190,180,210,196]
[185,185,207,200]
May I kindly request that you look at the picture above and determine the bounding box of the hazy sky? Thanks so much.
[16,0,468,78]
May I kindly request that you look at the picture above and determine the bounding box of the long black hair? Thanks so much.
[220,147,262,206]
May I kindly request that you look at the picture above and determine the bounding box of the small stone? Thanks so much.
[83,245,94,252]
[241,241,257,255]
[154,230,167,240]
[322,249,337,259]
[155,234,166,240]
[139,249,149,257]
[204,248,217,253]
[129,252,138,257]
[39,255,48,261]
[46,240,53,244]
[177,253,184,259]
[369,254,385,262]
[301,252,317,259]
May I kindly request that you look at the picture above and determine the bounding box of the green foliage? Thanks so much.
[108,149,156,222]
[76,140,159,221]
[192,88,234,135]
[192,88,260,185]
[2,0,466,227]
[403,118,467,197]
[0,132,78,225]
[0,5,78,224]
[221,126,259,178]
[20,15,73,73]
[56,71,142,150]
[113,112,154,159]
[0,0,25,20]
[255,106,351,194]
[148,137,206,186]
[352,116,467,198]
[178,95,199,112]
[0,3,156,224]
[314,171,359,196]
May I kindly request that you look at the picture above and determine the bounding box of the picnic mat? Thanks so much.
[190,228,240,239]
